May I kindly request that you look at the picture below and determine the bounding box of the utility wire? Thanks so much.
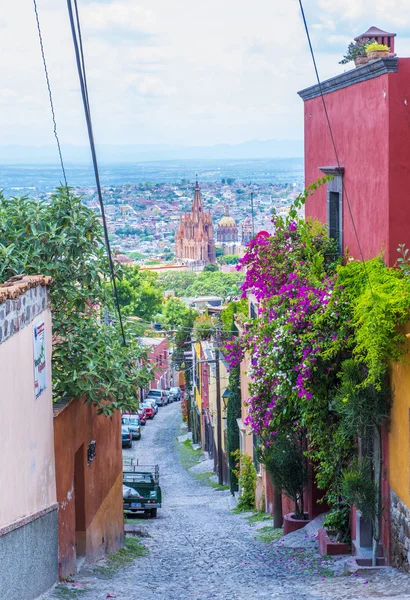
[117,315,240,335]
[66,0,127,345]
[32,0,68,190]
[298,0,374,295]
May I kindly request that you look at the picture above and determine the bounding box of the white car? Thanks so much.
[146,389,168,406]
[168,386,181,401]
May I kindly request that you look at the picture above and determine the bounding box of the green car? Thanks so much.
[123,463,162,518]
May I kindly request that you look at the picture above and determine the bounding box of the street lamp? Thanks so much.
[222,388,231,419]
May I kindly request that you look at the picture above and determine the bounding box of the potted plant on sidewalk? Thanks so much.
[318,505,351,556]
[259,431,310,534]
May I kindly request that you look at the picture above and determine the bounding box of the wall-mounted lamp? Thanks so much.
[87,440,96,465]
[222,388,231,417]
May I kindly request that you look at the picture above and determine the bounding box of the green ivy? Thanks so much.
[226,365,242,493]
[337,257,410,387]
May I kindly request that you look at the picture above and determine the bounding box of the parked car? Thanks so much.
[168,386,181,401]
[138,407,147,425]
[122,414,141,440]
[140,402,155,419]
[145,398,158,414]
[146,389,168,406]
[122,425,133,449]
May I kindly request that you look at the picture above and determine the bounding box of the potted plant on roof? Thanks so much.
[339,40,370,68]
[366,42,390,61]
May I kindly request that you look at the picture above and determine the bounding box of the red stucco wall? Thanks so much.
[302,59,410,560]
[147,338,169,390]
[53,398,123,578]
[304,58,410,267]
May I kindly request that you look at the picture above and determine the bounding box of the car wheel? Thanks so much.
[151,508,157,518]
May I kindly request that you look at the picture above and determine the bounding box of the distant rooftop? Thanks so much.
[0,274,52,303]
[139,337,167,348]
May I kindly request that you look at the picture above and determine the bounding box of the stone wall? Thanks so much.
[0,507,58,600]
[390,489,410,570]
[0,280,48,344]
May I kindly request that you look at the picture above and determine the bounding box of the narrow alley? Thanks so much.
[42,403,410,600]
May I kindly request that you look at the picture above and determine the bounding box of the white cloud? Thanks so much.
[80,2,155,35]
[2,0,410,149]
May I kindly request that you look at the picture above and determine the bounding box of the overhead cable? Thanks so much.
[32,0,68,189]
[66,0,127,345]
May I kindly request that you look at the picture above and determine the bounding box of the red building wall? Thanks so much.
[303,58,410,266]
[53,398,124,578]
[300,57,410,561]
[147,338,169,390]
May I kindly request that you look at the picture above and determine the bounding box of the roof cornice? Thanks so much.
[298,57,398,101]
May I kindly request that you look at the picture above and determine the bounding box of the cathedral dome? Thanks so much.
[219,215,236,227]
[217,206,238,244]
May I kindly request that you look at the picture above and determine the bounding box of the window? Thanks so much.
[321,167,344,256]
[250,302,257,319]
[328,191,341,250]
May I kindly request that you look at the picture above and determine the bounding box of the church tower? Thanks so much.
[175,182,216,265]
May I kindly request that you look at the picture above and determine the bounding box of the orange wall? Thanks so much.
[53,398,123,578]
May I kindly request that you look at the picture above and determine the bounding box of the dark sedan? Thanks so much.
[122,425,132,448]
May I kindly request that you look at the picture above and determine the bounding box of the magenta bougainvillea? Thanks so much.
[224,216,347,441]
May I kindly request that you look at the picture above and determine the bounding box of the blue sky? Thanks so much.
[2,0,410,149]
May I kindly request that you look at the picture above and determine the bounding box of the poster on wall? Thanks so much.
[33,320,47,400]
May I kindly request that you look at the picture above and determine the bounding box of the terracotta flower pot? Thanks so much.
[318,528,350,556]
[354,56,369,67]
[367,50,389,61]
[283,512,311,535]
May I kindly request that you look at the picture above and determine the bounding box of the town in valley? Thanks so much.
[2,8,410,600]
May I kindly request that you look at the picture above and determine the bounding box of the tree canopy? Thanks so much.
[157,270,244,299]
[0,188,151,413]
[116,265,163,321]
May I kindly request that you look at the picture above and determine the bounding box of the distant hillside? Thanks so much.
[0,139,303,164]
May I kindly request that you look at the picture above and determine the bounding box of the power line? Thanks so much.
[66,0,127,345]
[105,311,241,335]
[32,0,68,189]
[298,0,374,296]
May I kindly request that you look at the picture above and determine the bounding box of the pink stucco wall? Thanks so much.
[0,308,56,528]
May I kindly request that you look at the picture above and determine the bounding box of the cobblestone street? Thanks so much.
[43,403,410,600]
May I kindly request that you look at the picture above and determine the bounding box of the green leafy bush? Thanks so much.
[341,458,378,526]
[323,505,351,543]
[232,450,256,511]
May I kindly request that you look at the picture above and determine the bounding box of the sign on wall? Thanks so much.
[33,320,47,400]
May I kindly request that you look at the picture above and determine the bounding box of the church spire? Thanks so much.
[192,179,203,216]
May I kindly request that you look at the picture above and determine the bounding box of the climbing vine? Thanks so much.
[223,180,410,517]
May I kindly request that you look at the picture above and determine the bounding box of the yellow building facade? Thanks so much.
[389,325,410,568]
